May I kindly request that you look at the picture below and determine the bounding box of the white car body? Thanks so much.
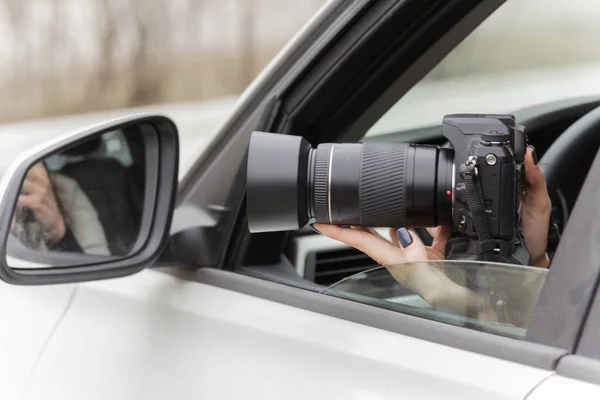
[3,267,600,399]
[2,1,600,399]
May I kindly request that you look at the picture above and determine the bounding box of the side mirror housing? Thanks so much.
[0,114,179,285]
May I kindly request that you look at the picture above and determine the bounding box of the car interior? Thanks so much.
[237,96,600,291]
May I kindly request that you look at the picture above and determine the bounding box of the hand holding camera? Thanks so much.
[312,146,550,269]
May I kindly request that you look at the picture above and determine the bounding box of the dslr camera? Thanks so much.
[246,114,531,265]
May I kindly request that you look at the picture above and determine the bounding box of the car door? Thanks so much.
[0,281,76,400]
[3,0,599,399]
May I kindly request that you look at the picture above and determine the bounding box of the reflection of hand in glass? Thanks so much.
[313,223,493,317]
[16,162,66,245]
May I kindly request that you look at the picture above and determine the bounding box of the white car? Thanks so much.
[2,0,600,399]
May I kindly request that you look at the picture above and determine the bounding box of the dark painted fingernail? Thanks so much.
[530,146,538,165]
[396,227,413,248]
[339,224,351,229]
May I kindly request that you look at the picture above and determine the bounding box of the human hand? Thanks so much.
[16,163,66,245]
[313,225,451,266]
[521,146,551,268]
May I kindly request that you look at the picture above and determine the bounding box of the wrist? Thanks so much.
[532,253,550,268]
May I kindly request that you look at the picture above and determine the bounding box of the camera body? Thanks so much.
[441,114,530,264]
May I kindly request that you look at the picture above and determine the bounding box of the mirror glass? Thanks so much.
[6,122,157,268]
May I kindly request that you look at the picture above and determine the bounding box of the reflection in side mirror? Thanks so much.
[9,127,149,262]
[0,115,179,284]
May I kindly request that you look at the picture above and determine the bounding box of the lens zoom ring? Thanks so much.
[360,143,408,227]
[313,143,332,223]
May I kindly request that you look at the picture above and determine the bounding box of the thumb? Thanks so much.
[524,147,547,197]
[396,228,429,262]
[523,146,551,213]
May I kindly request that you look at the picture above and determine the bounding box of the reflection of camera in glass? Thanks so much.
[246,114,530,264]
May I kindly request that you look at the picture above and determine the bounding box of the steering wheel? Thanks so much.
[539,104,600,231]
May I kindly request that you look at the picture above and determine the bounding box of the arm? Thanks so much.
[16,163,68,248]
[50,173,110,256]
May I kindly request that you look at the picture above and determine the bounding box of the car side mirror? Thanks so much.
[0,114,178,285]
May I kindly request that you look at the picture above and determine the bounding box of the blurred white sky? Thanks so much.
[455,0,600,42]
[1,0,599,73]
[0,0,325,71]
[495,0,600,17]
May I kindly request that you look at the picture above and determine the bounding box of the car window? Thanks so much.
[322,261,548,339]
[367,0,600,137]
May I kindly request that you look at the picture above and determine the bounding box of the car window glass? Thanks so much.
[322,261,548,339]
[367,0,600,137]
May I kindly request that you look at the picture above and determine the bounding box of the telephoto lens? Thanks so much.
[246,132,454,233]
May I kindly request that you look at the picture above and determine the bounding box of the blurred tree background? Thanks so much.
[0,0,327,122]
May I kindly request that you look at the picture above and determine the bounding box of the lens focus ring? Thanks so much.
[313,143,332,223]
[359,143,408,227]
